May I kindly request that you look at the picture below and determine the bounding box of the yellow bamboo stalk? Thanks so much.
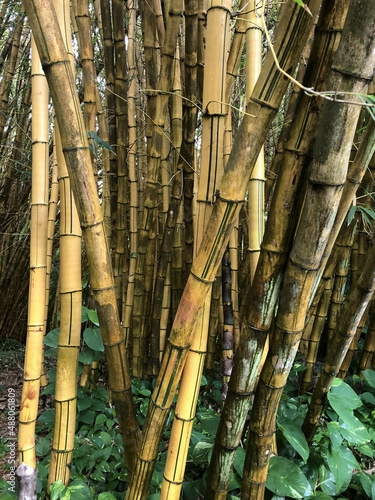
[128,1,322,496]
[160,0,231,496]
[22,0,141,478]
[123,0,138,349]
[246,0,264,283]
[18,37,49,469]
[48,0,82,485]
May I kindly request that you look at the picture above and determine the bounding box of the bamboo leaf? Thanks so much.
[278,415,309,462]
[292,0,312,15]
[266,456,313,498]
[87,131,114,153]
[83,327,104,352]
[347,206,356,225]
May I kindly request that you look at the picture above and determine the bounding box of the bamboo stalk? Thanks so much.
[21,0,141,478]
[18,37,49,469]
[128,2,323,498]
[302,236,375,443]
[242,2,375,494]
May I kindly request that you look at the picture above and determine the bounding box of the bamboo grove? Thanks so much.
[0,0,375,498]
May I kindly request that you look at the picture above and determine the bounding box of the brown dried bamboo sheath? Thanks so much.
[126,1,322,498]
[241,0,375,497]
[21,0,140,477]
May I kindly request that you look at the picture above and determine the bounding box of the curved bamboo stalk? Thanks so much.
[128,2,323,498]
[206,0,345,496]
[160,0,231,495]
[302,236,375,443]
[18,37,49,469]
[242,1,375,495]
[21,0,141,478]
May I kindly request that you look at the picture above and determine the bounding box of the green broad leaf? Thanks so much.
[77,394,93,411]
[361,392,375,404]
[329,379,362,410]
[38,408,55,424]
[92,447,112,461]
[319,465,337,496]
[327,447,353,493]
[79,347,102,364]
[305,493,334,499]
[66,480,92,499]
[360,472,375,498]
[233,446,246,477]
[192,441,213,465]
[44,347,57,358]
[190,428,205,445]
[98,493,117,500]
[266,456,312,498]
[88,309,100,326]
[347,205,357,225]
[94,385,108,401]
[357,442,374,457]
[363,369,375,388]
[91,469,106,482]
[42,383,55,395]
[99,431,112,446]
[338,418,370,444]
[95,414,107,426]
[278,415,309,462]
[81,306,90,322]
[50,480,65,500]
[74,456,87,473]
[148,495,160,500]
[44,328,59,348]
[35,437,50,457]
[83,327,104,352]
[96,461,111,473]
[199,414,220,436]
[327,422,342,450]
[78,409,95,425]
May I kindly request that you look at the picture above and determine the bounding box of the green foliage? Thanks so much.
[11,311,373,499]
